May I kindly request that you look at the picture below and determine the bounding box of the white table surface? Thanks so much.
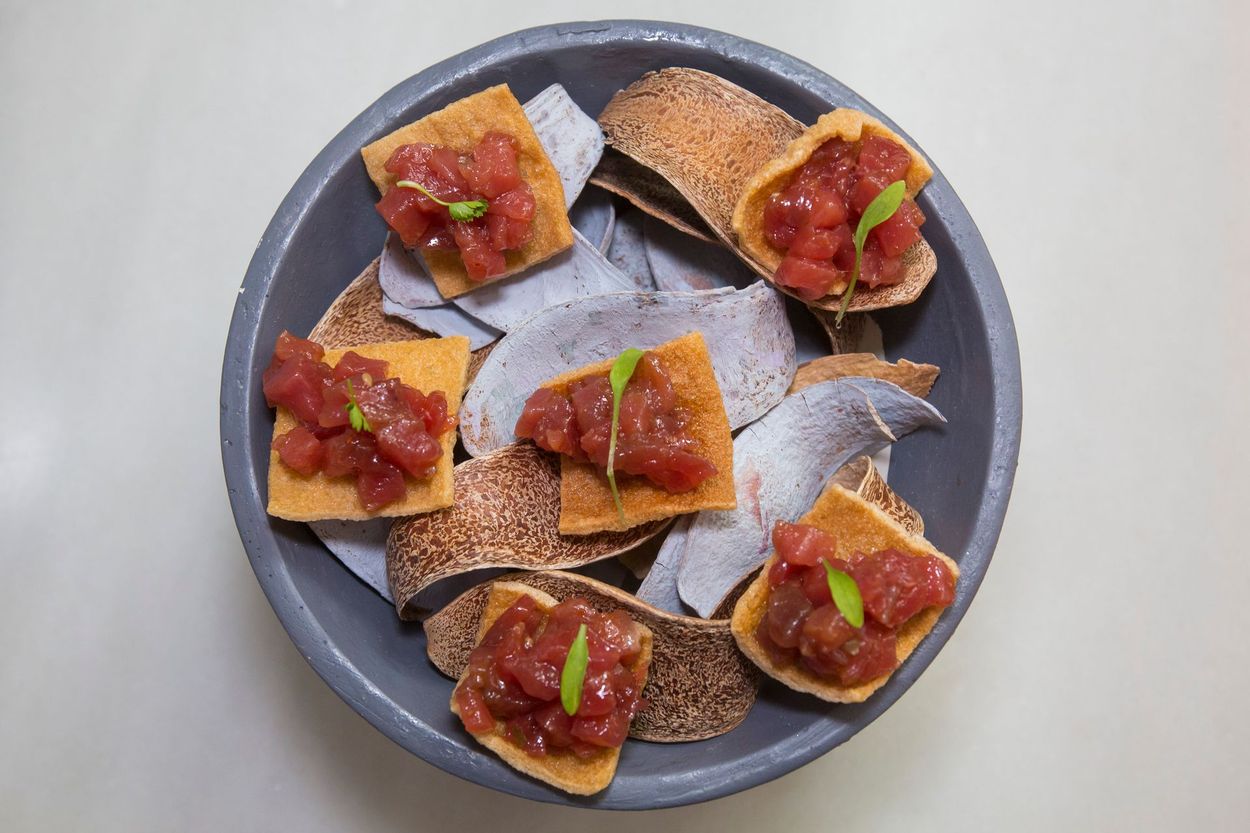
[2,1,1247,829]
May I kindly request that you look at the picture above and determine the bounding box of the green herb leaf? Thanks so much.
[823,559,864,628]
[560,623,589,716]
[835,179,907,327]
[606,348,646,521]
[447,200,488,221]
[395,179,489,222]
[343,379,372,434]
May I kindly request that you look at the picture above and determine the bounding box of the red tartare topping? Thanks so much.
[375,132,536,281]
[513,352,717,493]
[763,135,926,300]
[756,520,955,686]
[263,331,456,511]
[454,595,648,758]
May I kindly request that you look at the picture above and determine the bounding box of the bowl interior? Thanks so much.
[221,21,1020,809]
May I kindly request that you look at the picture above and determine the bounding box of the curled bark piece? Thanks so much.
[386,443,669,618]
[459,282,795,457]
[310,519,516,612]
[809,307,867,356]
[829,455,924,536]
[636,378,945,617]
[599,69,800,257]
[466,342,495,387]
[588,148,716,242]
[598,68,935,313]
[308,258,494,385]
[453,229,636,332]
[309,258,430,347]
[605,207,655,290]
[382,296,502,351]
[424,570,761,742]
[790,353,940,399]
[311,521,520,612]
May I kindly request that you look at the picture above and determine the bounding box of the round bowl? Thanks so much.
[220,20,1021,809]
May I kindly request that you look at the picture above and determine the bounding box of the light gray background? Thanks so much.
[2,1,1247,830]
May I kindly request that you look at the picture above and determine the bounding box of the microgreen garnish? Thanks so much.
[822,559,864,628]
[835,179,907,327]
[560,623,589,716]
[395,180,488,221]
[344,379,372,433]
[607,348,646,521]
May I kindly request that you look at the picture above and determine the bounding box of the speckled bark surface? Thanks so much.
[386,444,669,619]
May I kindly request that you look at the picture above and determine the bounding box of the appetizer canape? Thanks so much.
[451,581,652,795]
[264,331,470,520]
[361,84,574,298]
[597,69,938,313]
[427,571,759,744]
[513,331,736,534]
[733,109,933,305]
[731,483,958,701]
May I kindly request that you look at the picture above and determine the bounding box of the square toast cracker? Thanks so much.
[361,84,574,300]
[732,108,934,287]
[450,581,653,796]
[542,331,736,535]
[266,336,470,521]
[730,483,960,703]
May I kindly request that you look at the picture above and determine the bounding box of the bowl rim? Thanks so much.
[220,19,1022,809]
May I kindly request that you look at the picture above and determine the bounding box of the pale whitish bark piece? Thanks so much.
[524,83,604,208]
[634,514,694,614]
[568,187,615,252]
[307,518,394,600]
[605,207,655,290]
[459,282,796,457]
[380,296,502,351]
[378,232,447,309]
[637,378,945,617]
[453,228,636,332]
[643,216,829,363]
[644,214,756,292]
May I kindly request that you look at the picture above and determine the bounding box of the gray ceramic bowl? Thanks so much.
[220,20,1021,809]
